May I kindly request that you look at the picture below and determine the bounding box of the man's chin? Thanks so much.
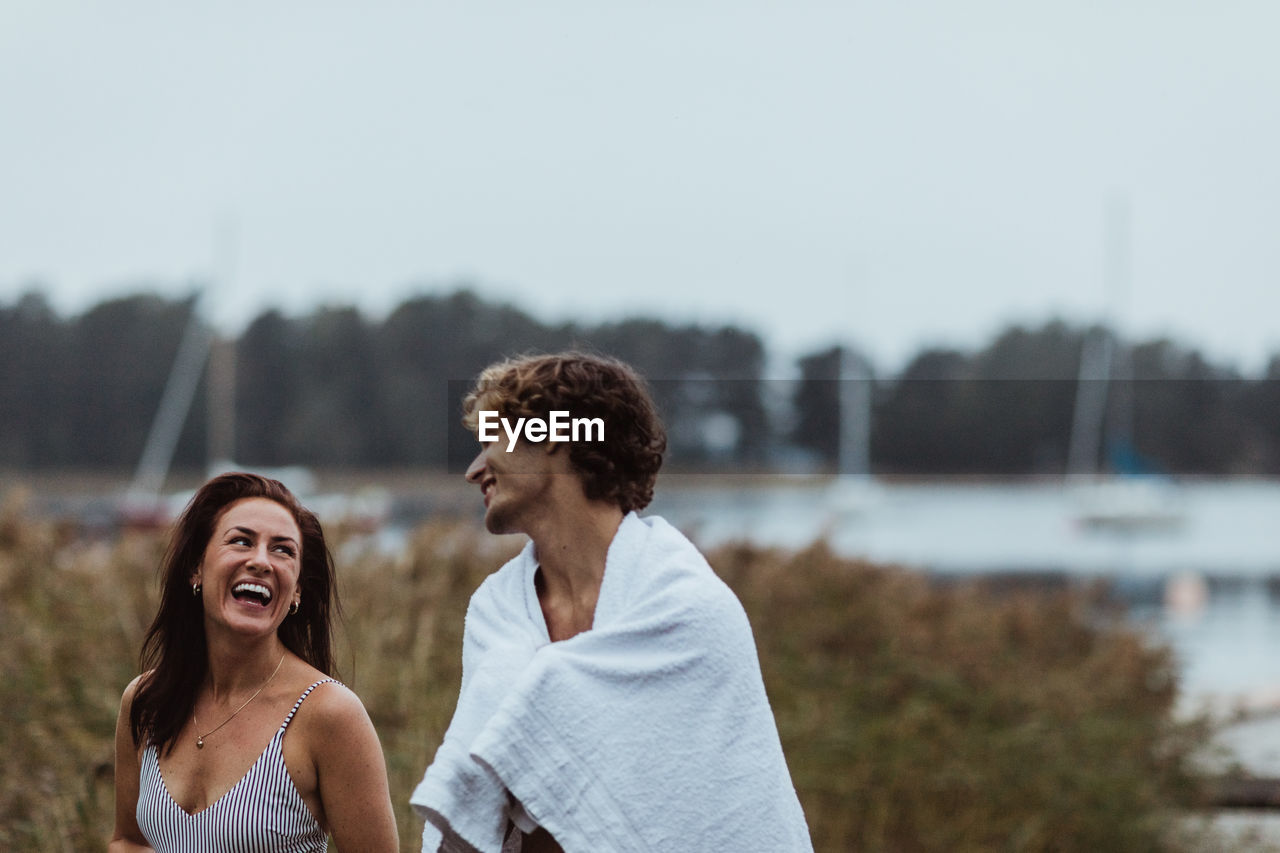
[483,508,517,535]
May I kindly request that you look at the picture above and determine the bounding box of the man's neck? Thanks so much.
[530,503,625,642]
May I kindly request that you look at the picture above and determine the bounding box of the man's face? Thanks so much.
[464,437,559,535]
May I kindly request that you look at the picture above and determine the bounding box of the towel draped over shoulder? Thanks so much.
[411,512,812,853]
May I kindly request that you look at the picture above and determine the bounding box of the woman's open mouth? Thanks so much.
[231,581,273,607]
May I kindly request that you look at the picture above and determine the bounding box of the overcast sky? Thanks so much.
[3,1,1278,374]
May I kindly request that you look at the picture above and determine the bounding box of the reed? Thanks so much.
[0,494,1229,851]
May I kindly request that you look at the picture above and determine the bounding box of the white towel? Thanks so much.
[411,512,812,852]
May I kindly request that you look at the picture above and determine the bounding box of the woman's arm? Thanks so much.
[108,675,155,852]
[311,686,399,852]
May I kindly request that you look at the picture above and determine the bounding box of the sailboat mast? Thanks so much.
[1102,195,1134,467]
[1066,194,1130,479]
[206,218,238,472]
[126,218,235,503]
[126,294,211,502]
[837,346,871,477]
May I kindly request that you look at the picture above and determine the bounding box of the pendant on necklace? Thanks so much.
[197,737,205,749]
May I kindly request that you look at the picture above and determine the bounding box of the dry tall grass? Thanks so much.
[1,491,1221,851]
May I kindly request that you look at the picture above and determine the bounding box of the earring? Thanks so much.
[192,582,202,597]
[289,600,299,616]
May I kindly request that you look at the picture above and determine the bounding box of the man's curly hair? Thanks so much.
[462,352,666,513]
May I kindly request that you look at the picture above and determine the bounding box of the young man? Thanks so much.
[411,353,812,853]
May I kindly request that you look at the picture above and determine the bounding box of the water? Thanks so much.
[653,478,1280,575]
[1133,579,1280,709]
[649,477,1280,708]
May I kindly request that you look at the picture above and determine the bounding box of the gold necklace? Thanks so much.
[193,653,286,749]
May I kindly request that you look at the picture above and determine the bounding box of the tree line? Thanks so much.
[2,289,1278,476]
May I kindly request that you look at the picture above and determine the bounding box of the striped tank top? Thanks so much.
[137,679,338,852]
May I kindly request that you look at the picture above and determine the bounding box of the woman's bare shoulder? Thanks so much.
[297,679,373,730]
[288,679,381,772]
[119,669,155,707]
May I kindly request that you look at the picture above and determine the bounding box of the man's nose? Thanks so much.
[465,450,486,483]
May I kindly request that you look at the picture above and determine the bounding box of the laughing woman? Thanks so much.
[109,472,398,852]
